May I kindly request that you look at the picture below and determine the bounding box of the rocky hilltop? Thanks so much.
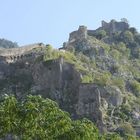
[0,19,140,137]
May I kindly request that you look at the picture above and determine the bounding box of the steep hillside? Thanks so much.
[0,19,140,138]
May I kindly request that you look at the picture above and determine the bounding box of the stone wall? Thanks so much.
[0,43,45,63]
[69,26,87,42]
[101,20,129,34]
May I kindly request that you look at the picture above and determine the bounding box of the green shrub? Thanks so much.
[94,72,111,86]
[81,73,94,83]
[111,77,125,91]
[116,42,130,57]
[130,80,140,97]
[110,49,121,60]
[101,133,122,140]
[124,134,139,140]
[116,123,136,137]
[96,30,107,39]
[123,30,134,43]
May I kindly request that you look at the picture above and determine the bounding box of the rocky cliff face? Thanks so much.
[0,44,107,132]
[0,49,125,132]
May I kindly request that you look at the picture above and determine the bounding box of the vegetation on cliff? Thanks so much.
[0,95,138,140]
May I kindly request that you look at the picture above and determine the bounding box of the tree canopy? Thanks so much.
[0,95,100,140]
[0,95,138,140]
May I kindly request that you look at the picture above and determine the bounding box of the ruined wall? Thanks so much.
[65,20,129,50]
[69,26,87,42]
[0,43,45,63]
[0,43,44,56]
[102,20,129,34]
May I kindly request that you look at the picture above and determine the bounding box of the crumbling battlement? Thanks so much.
[101,19,129,34]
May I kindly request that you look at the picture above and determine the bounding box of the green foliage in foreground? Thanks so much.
[0,95,99,140]
[0,95,139,140]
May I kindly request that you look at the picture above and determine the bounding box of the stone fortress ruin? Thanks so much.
[0,43,45,63]
[68,19,129,43]
[0,19,129,63]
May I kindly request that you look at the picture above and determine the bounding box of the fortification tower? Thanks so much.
[69,25,87,43]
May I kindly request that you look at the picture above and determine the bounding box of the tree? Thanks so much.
[58,119,99,140]
[0,95,100,140]
[0,95,138,140]
[123,30,134,43]
[96,30,107,39]
[43,45,53,61]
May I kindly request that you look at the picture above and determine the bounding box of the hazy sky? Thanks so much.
[0,0,140,48]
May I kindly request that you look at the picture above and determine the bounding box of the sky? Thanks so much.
[0,0,140,48]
